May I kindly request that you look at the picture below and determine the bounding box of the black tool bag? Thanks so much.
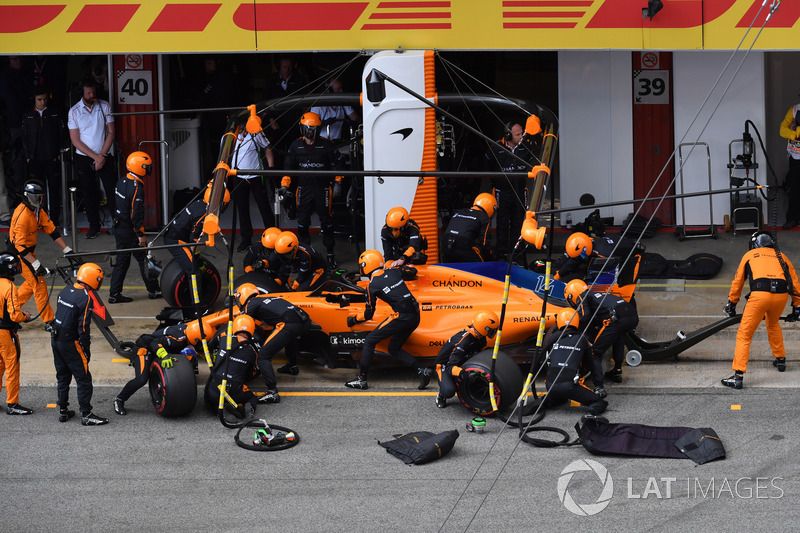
[378,430,459,465]
[576,419,725,463]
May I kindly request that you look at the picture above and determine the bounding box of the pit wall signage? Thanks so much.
[1,1,797,54]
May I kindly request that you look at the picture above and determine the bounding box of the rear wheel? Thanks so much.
[456,349,524,416]
[149,353,197,417]
[160,257,222,308]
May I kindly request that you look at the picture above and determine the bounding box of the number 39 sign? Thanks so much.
[634,70,669,105]
[117,70,153,105]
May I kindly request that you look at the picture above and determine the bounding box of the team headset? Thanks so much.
[503,121,515,143]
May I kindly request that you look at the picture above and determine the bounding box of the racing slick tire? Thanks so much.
[456,349,524,416]
[233,271,283,295]
[149,351,197,417]
[160,257,222,309]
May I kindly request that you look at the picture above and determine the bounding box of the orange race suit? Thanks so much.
[729,247,800,373]
[9,202,60,322]
[0,277,28,405]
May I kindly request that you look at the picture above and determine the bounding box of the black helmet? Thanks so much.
[749,231,775,250]
[23,181,45,209]
[0,253,20,278]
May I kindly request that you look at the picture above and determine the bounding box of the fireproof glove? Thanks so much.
[347,316,358,328]
[332,181,342,199]
[723,300,736,317]
[281,176,291,188]
[786,306,800,322]
[156,347,168,359]
[162,357,174,369]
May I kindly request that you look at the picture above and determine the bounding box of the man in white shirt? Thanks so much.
[67,76,115,239]
[310,78,359,143]
[230,129,275,252]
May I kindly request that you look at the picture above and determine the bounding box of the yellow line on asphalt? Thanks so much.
[268,391,439,397]
[112,358,129,363]
[731,404,742,410]
[47,403,57,408]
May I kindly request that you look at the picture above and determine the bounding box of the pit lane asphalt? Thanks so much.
[3,227,800,531]
[1,386,798,532]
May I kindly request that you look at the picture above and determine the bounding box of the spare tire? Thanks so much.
[160,257,222,308]
[456,349,524,416]
[233,271,282,294]
[149,352,197,417]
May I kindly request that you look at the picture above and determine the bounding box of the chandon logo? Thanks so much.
[557,459,614,516]
[390,127,413,140]
[431,280,482,288]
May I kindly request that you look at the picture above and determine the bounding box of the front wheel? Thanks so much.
[149,353,197,417]
[456,349,524,416]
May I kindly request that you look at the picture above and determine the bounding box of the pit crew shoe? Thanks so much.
[418,367,433,390]
[258,390,281,404]
[114,398,127,416]
[435,394,447,409]
[6,403,33,415]
[277,363,300,375]
[594,387,608,399]
[773,357,786,372]
[58,408,75,423]
[604,369,622,383]
[108,293,133,304]
[345,376,369,390]
[148,290,162,300]
[81,412,109,426]
[721,373,743,389]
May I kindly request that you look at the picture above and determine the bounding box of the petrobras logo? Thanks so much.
[557,459,614,516]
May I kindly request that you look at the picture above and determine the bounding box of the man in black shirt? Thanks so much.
[434,310,499,408]
[108,151,161,303]
[441,193,497,262]
[541,309,608,417]
[345,250,432,390]
[283,112,344,269]
[237,283,312,404]
[21,87,66,225]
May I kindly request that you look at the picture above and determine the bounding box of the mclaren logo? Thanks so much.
[390,127,413,140]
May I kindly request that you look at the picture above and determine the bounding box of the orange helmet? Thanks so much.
[358,250,384,277]
[236,283,260,308]
[471,310,499,339]
[76,263,104,290]
[386,207,409,238]
[564,279,588,308]
[275,231,299,259]
[473,193,498,217]
[203,182,231,206]
[232,314,256,337]
[565,232,592,259]
[126,151,152,177]
[261,227,282,250]
[300,112,321,142]
[557,308,578,330]
[184,320,203,345]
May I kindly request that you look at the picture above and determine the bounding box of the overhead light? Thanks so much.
[642,0,663,20]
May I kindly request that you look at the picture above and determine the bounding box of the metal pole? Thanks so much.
[65,240,205,257]
[59,147,70,233]
[138,139,170,228]
[157,54,169,225]
[69,187,78,251]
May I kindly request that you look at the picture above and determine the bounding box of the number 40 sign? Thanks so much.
[634,70,669,105]
[117,70,153,105]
